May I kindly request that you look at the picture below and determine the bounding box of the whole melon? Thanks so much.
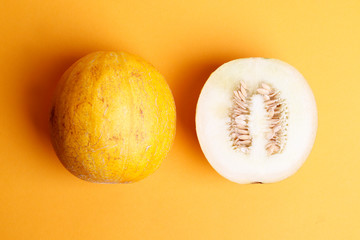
[50,51,176,183]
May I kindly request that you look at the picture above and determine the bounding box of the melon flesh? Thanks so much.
[196,58,317,183]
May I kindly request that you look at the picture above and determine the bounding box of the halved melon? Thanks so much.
[196,58,317,183]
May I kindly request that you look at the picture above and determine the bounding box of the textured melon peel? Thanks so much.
[196,58,317,184]
[50,51,176,183]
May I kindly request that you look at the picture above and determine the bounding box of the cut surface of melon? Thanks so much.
[195,58,317,183]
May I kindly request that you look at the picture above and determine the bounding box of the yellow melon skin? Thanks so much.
[50,51,176,183]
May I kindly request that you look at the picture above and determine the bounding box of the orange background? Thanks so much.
[1,0,360,239]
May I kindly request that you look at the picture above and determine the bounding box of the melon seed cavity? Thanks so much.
[229,81,288,155]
